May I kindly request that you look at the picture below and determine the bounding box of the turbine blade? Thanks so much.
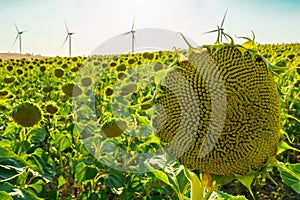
[221,8,228,29]
[131,15,136,31]
[13,34,19,45]
[62,35,69,48]
[120,31,131,36]
[64,21,69,33]
[203,29,218,34]
[13,21,20,33]
[223,33,229,42]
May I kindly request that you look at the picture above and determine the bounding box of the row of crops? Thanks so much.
[0,41,299,199]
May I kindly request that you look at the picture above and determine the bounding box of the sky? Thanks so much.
[0,0,300,57]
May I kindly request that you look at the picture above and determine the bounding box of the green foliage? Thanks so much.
[278,163,300,193]
[75,162,98,184]
[146,157,189,200]
[0,182,43,200]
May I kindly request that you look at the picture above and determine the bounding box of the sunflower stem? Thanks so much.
[20,127,26,141]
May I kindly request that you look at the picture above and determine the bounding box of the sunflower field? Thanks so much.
[0,36,299,200]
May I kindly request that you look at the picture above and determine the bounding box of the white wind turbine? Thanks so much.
[204,9,229,43]
[62,22,75,57]
[121,16,136,53]
[13,21,26,54]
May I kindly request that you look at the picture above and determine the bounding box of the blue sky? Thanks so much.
[0,0,300,56]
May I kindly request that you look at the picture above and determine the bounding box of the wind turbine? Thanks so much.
[62,22,75,57]
[13,21,26,54]
[204,9,228,43]
[121,16,136,53]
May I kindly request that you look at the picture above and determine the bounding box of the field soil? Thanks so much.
[0,53,47,60]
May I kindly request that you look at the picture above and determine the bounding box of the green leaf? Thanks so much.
[103,170,125,189]
[57,175,66,188]
[154,69,169,85]
[28,128,47,143]
[216,190,247,200]
[47,190,59,200]
[277,140,300,155]
[0,145,30,168]
[75,162,98,184]
[0,191,13,200]
[0,182,42,200]
[27,148,56,182]
[28,179,45,197]
[53,132,72,152]
[211,174,234,186]
[261,167,278,185]
[0,164,26,182]
[236,174,255,199]
[14,140,31,154]
[75,162,87,184]
[1,123,20,137]
[137,136,161,148]
[145,157,189,199]
[75,142,90,156]
[60,102,71,118]
[0,139,12,149]
[77,104,94,119]
[151,169,171,186]
[176,167,189,195]
[85,167,98,180]
[277,162,300,193]
[145,158,171,186]
[76,120,98,138]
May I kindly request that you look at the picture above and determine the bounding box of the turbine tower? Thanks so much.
[62,22,75,57]
[204,9,228,43]
[13,21,26,54]
[121,16,136,53]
